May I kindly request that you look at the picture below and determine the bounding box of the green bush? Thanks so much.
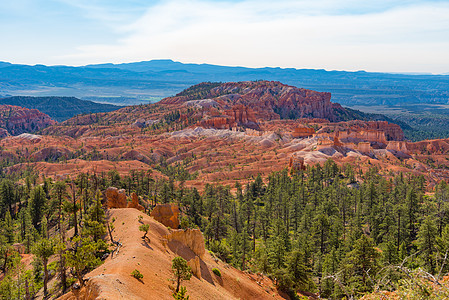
[212,268,221,277]
[131,269,143,280]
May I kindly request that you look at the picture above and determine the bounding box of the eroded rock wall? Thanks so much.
[166,228,206,259]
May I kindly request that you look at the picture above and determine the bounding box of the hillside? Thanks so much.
[0,96,122,122]
[0,104,55,136]
[60,208,283,300]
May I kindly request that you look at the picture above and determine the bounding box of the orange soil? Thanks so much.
[59,208,284,300]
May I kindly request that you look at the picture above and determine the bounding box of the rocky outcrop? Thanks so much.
[292,126,315,138]
[0,105,56,135]
[407,139,449,154]
[366,121,404,141]
[337,129,387,145]
[197,105,259,130]
[150,204,180,229]
[386,141,409,154]
[318,121,404,145]
[127,192,144,211]
[187,256,202,279]
[357,142,372,153]
[166,229,206,259]
[12,133,42,143]
[289,155,305,171]
[105,187,127,209]
[104,188,145,211]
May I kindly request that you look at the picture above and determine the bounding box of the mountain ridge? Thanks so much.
[1,60,448,107]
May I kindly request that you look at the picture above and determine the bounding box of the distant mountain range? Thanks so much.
[0,96,122,122]
[0,60,448,106]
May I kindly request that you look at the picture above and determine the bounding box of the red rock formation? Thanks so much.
[105,187,127,209]
[127,192,144,211]
[162,81,337,123]
[289,155,305,171]
[150,203,180,229]
[386,141,409,154]
[357,142,372,153]
[338,129,387,145]
[292,126,315,138]
[0,105,56,136]
[365,121,404,141]
[224,104,258,126]
[407,139,449,154]
[197,105,259,130]
[333,135,343,147]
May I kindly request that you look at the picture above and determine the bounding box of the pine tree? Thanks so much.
[64,236,100,287]
[0,179,15,218]
[30,185,47,229]
[171,257,192,293]
[32,238,54,297]
[2,211,14,244]
[417,216,438,273]
[82,191,106,242]
[342,234,380,295]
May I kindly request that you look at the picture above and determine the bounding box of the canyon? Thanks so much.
[0,81,447,190]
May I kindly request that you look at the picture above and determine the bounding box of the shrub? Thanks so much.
[131,269,143,280]
[212,268,221,277]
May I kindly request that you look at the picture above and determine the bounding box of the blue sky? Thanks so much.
[1,0,449,73]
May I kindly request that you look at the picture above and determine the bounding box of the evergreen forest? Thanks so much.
[1,160,449,299]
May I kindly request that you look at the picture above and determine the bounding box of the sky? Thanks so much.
[1,0,449,74]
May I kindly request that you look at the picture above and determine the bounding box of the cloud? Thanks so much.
[56,0,449,73]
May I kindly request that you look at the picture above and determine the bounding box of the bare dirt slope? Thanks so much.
[60,208,283,300]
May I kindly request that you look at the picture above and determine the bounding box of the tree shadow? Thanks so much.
[141,238,153,250]
[135,277,145,284]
